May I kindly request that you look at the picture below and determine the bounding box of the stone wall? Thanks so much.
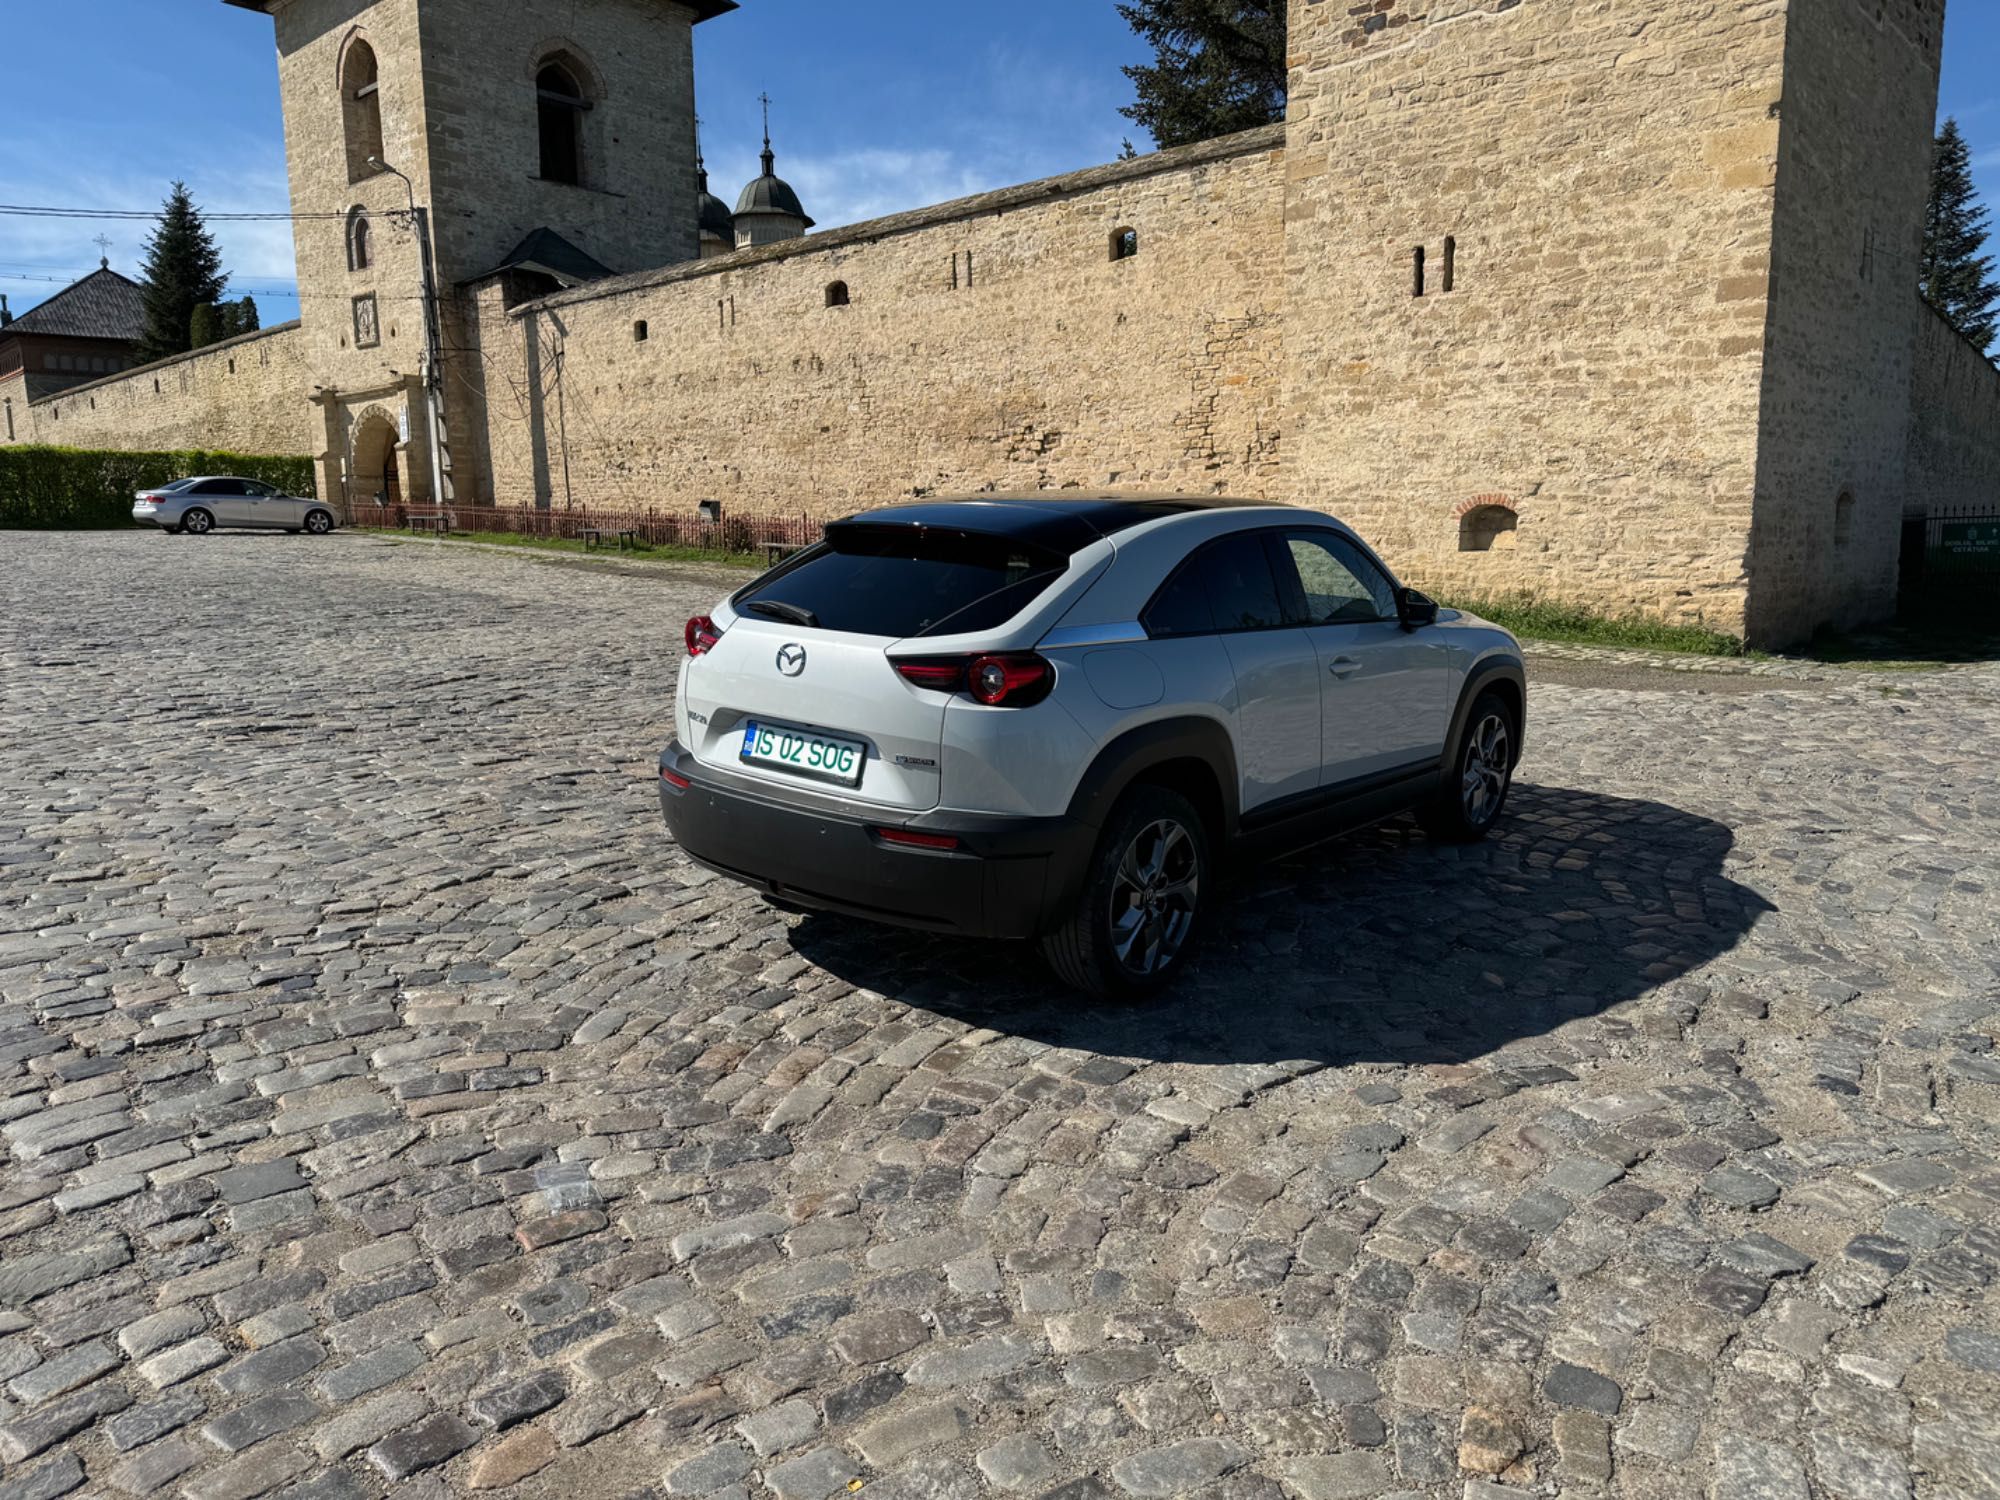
[460,128,1286,515]
[1907,305,2000,520]
[1279,0,1791,639]
[1747,0,1947,643]
[0,323,313,457]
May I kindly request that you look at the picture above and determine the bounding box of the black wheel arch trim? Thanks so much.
[1064,716,1241,842]
[1446,656,1527,771]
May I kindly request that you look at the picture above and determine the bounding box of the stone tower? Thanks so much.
[1279,0,1948,646]
[224,0,738,510]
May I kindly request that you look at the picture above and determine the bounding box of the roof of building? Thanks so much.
[697,163,736,244]
[2,267,146,343]
[473,228,615,288]
[735,143,813,228]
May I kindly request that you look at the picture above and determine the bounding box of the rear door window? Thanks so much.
[1201,533,1288,632]
[736,525,1067,639]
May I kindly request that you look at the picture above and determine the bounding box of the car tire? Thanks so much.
[1419,688,1518,843]
[305,510,334,536]
[1039,783,1210,1001]
[182,508,215,536]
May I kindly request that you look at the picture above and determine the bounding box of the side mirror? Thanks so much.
[1397,587,1439,630]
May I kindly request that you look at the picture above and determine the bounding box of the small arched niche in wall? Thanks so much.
[1110,227,1138,262]
[825,281,850,308]
[634,320,649,342]
[1458,499,1519,553]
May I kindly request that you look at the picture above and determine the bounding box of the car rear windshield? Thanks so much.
[735,524,1068,639]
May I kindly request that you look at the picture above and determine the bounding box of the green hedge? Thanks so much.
[0,446,318,529]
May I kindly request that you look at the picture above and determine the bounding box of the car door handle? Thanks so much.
[1328,657,1362,679]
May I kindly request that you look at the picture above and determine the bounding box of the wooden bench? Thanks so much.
[764,541,805,566]
[406,512,450,535]
[580,527,605,550]
[617,529,644,552]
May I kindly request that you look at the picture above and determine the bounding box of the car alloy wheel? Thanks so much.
[183,509,214,535]
[1460,711,1511,828]
[306,511,332,535]
[1108,817,1200,977]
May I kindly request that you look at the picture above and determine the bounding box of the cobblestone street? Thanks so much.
[4,531,1999,1500]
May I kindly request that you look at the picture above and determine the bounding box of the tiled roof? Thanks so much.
[4,268,147,343]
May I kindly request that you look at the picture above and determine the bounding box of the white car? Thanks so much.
[133,477,336,536]
[660,497,1526,998]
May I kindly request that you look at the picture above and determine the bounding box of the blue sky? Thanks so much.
[1,1,1994,317]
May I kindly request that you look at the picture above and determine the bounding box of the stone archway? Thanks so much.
[350,410,403,510]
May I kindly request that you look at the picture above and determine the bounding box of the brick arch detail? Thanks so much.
[1456,493,1517,519]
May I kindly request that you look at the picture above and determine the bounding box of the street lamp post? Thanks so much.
[368,157,447,538]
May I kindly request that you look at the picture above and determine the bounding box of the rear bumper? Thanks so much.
[132,505,171,527]
[658,741,1094,940]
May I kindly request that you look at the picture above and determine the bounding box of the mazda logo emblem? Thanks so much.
[776,644,808,677]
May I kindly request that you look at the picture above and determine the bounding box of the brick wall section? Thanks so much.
[1280,0,1790,639]
[0,323,313,455]
[1746,0,1947,643]
[462,128,1286,513]
[1907,306,2000,520]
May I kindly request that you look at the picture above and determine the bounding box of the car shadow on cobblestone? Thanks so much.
[788,783,1772,1066]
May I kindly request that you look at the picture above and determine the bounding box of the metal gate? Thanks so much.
[1901,509,2000,615]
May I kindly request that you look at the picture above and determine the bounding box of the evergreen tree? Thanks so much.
[137,182,227,362]
[234,295,261,335]
[189,301,221,349]
[1920,119,1998,352]
[1118,0,1285,151]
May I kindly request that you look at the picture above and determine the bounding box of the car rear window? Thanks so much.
[736,525,1068,639]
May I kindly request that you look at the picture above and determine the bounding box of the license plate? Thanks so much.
[740,721,866,787]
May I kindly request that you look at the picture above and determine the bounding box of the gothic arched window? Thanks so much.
[342,39,385,184]
[538,62,589,186]
[347,208,372,273]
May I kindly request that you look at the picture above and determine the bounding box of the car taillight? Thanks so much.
[874,828,961,851]
[892,653,1052,707]
[660,767,691,790]
[685,615,722,657]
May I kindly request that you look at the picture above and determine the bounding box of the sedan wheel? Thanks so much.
[1108,818,1200,978]
[182,509,214,536]
[305,511,333,536]
[1419,688,1517,842]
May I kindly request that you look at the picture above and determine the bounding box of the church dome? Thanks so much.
[735,152,812,226]
[697,164,736,246]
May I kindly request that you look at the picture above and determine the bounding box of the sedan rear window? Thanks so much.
[737,524,1067,639]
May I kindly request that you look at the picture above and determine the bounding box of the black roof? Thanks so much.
[3,268,145,343]
[831,496,1274,557]
[471,228,614,288]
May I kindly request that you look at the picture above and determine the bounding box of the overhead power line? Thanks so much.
[0,203,353,222]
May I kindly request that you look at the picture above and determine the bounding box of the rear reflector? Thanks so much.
[873,827,961,851]
[660,768,692,790]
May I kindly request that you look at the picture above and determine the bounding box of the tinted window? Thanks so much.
[190,480,237,496]
[244,481,278,497]
[1284,532,1398,624]
[1143,563,1215,639]
[1200,533,1287,631]
[737,526,1066,639]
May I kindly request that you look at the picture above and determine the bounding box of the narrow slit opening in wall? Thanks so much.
[1442,237,1455,293]
[964,250,973,289]
[1413,245,1426,298]
[634,320,649,342]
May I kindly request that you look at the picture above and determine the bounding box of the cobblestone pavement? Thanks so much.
[3,531,1998,1500]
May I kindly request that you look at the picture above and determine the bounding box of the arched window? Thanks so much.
[825,281,850,308]
[1459,504,1518,552]
[1110,227,1138,262]
[1835,492,1855,547]
[537,61,589,186]
[347,209,372,273]
[342,39,385,184]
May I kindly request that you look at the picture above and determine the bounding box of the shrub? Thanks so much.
[0,446,317,529]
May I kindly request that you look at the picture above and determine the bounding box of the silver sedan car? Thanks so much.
[133,477,337,536]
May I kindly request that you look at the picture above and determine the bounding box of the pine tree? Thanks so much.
[189,302,221,349]
[234,295,260,335]
[1920,119,1999,353]
[137,182,227,362]
[1118,0,1285,151]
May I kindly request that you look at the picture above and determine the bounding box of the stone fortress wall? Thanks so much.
[461,129,1287,516]
[3,0,1997,647]
[0,322,313,456]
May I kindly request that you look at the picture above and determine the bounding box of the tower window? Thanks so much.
[825,281,850,308]
[537,62,589,186]
[347,209,372,272]
[1413,245,1426,298]
[1110,227,1138,262]
[342,39,385,185]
